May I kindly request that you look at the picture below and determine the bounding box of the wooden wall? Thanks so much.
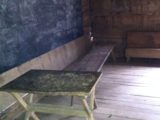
[91,0,160,56]
[82,0,91,37]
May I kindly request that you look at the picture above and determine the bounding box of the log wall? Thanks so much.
[91,0,160,56]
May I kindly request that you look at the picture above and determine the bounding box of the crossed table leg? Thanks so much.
[10,88,96,120]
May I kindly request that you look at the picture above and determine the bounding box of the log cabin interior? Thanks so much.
[0,0,160,120]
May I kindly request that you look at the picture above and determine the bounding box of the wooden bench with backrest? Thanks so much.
[125,32,160,61]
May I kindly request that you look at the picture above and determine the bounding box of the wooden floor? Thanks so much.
[95,63,160,120]
[17,61,160,120]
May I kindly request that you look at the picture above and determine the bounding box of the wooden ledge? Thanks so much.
[126,48,160,59]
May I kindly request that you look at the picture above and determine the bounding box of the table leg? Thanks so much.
[90,87,97,110]
[10,92,40,120]
[25,112,31,120]
[82,98,94,120]
[70,96,74,106]
[25,94,33,120]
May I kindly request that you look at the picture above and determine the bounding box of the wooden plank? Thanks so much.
[96,63,160,120]
[126,48,160,59]
[95,106,160,120]
[96,98,160,114]
[65,44,114,72]
[96,91,160,106]
[30,103,87,117]
[15,63,160,120]
[94,113,140,120]
[97,82,160,98]
[127,32,160,48]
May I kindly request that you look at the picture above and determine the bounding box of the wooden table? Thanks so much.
[0,70,102,120]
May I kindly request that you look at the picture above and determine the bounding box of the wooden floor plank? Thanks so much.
[96,63,160,120]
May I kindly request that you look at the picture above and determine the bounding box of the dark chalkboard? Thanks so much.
[0,0,83,73]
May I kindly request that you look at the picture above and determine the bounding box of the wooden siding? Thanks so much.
[91,0,160,57]
[82,0,91,36]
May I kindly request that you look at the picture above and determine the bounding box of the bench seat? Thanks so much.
[125,32,160,61]
[126,48,160,59]
[65,44,115,72]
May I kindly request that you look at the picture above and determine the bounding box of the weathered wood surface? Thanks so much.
[65,44,114,72]
[0,70,101,120]
[126,48,160,59]
[91,0,160,57]
[127,32,160,48]
[125,32,160,60]
[0,70,101,96]
[95,64,160,120]
[32,62,160,120]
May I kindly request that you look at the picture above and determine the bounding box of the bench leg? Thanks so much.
[25,94,33,120]
[70,96,74,106]
[90,87,97,110]
[10,93,40,120]
[82,98,94,120]
[25,111,32,120]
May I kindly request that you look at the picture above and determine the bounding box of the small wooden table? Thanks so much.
[0,70,102,120]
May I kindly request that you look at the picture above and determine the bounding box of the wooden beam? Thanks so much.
[30,103,87,117]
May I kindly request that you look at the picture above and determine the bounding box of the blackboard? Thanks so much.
[0,0,83,73]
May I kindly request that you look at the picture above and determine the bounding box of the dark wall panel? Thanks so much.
[0,0,83,73]
[91,0,160,56]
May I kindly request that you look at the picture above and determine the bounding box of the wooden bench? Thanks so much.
[0,38,115,120]
[125,32,160,61]
[65,44,115,72]
[65,42,115,107]
[0,36,115,120]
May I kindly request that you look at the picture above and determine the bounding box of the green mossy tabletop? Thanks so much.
[0,70,101,96]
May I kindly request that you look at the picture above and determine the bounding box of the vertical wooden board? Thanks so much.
[112,15,122,28]
[91,0,103,10]
[111,0,130,13]
[130,0,142,14]
[83,17,90,27]
[91,0,160,57]
[127,32,150,48]
[102,0,112,10]
[142,0,159,15]
[143,14,160,28]
[121,14,142,30]
[95,16,107,29]
[82,0,90,36]
[127,32,160,48]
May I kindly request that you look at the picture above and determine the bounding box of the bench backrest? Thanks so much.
[127,32,160,48]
